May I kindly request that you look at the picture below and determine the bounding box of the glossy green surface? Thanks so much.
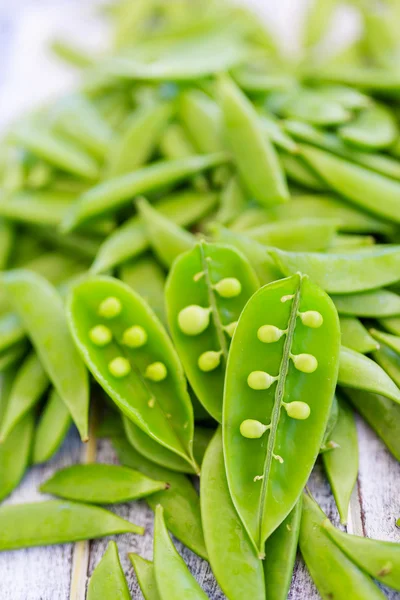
[246,218,338,252]
[339,103,397,150]
[87,541,131,600]
[339,317,379,354]
[32,389,72,464]
[166,241,259,422]
[370,329,400,355]
[129,555,160,600]
[333,289,400,317]
[224,274,340,553]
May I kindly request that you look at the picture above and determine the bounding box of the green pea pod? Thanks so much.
[323,518,400,590]
[321,394,339,452]
[130,554,160,600]
[339,317,379,354]
[263,499,302,600]
[0,313,25,354]
[0,352,48,442]
[2,270,89,441]
[307,66,400,93]
[137,198,196,269]
[267,88,350,126]
[179,89,224,155]
[328,234,375,252]
[211,225,282,285]
[218,75,289,207]
[31,225,101,261]
[224,274,340,554]
[233,69,295,94]
[106,101,173,177]
[322,396,358,524]
[0,368,34,501]
[300,144,400,223]
[215,175,248,225]
[120,255,167,326]
[370,328,400,355]
[12,122,99,181]
[153,505,208,600]
[260,114,299,154]
[0,190,74,226]
[113,435,207,559]
[333,289,400,317]
[269,246,400,293]
[62,152,228,232]
[91,190,218,274]
[339,346,400,403]
[166,241,259,422]
[87,541,131,600]
[246,218,338,252]
[373,344,400,388]
[345,388,400,461]
[380,317,400,336]
[201,428,266,600]
[339,103,398,150]
[68,275,197,471]
[279,152,329,192]
[41,463,167,503]
[0,500,143,551]
[0,219,14,269]
[32,389,72,464]
[299,494,386,600]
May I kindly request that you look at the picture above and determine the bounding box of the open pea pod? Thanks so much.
[166,241,259,422]
[224,274,340,555]
[68,276,198,472]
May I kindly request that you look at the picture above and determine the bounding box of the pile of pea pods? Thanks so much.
[2,0,400,598]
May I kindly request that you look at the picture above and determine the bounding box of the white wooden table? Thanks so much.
[0,1,399,598]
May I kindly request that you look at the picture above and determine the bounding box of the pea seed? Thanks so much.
[299,310,323,328]
[122,325,147,348]
[258,324,285,343]
[177,305,211,336]
[214,277,242,298]
[240,419,269,439]
[89,325,112,347]
[198,350,222,372]
[247,371,278,390]
[145,362,167,382]
[108,357,131,378]
[291,353,318,373]
[98,296,122,319]
[224,321,238,337]
[283,401,311,420]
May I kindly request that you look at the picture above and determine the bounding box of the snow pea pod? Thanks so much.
[338,103,398,150]
[300,144,400,223]
[130,554,160,600]
[87,541,131,600]
[179,89,224,154]
[120,255,167,326]
[339,346,400,403]
[0,313,25,354]
[32,389,72,464]
[323,519,400,591]
[224,274,340,554]
[0,500,143,551]
[41,463,167,503]
[153,505,208,600]
[1,270,89,440]
[259,113,299,154]
[0,189,74,226]
[137,198,196,269]
[345,388,400,461]
[216,175,248,225]
[0,368,34,501]
[269,246,400,293]
[299,494,386,600]
[263,499,302,600]
[370,328,400,355]
[62,152,228,232]
[0,351,49,442]
[91,189,219,274]
[201,428,266,600]
[322,395,358,524]
[333,289,400,317]
[339,317,379,354]
[380,317,400,336]
[68,276,197,472]
[373,344,400,389]
[106,101,173,178]
[267,87,350,126]
[113,434,207,559]
[166,241,259,422]
[309,66,400,93]
[246,218,338,252]
[12,122,99,181]
[279,152,329,191]
[218,75,289,207]
[0,219,14,269]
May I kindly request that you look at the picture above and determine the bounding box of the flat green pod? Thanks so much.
[323,519,400,591]
[339,103,398,150]
[246,217,338,252]
[68,276,198,472]
[370,328,400,355]
[380,317,400,336]
[322,396,358,524]
[215,175,248,225]
[130,555,160,600]
[87,541,131,600]
[32,389,72,464]
[0,500,143,551]
[0,313,25,354]
[113,435,207,559]
[153,505,208,600]
[309,66,400,93]
[269,246,400,293]
[201,428,266,600]
[333,289,400,317]
[224,274,340,554]
[259,114,299,154]
[328,234,375,252]
[179,89,224,155]
[267,87,350,126]
[299,494,386,600]
[339,317,379,354]
[0,190,74,227]
[1,270,89,441]
[279,152,329,192]
[166,241,259,422]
